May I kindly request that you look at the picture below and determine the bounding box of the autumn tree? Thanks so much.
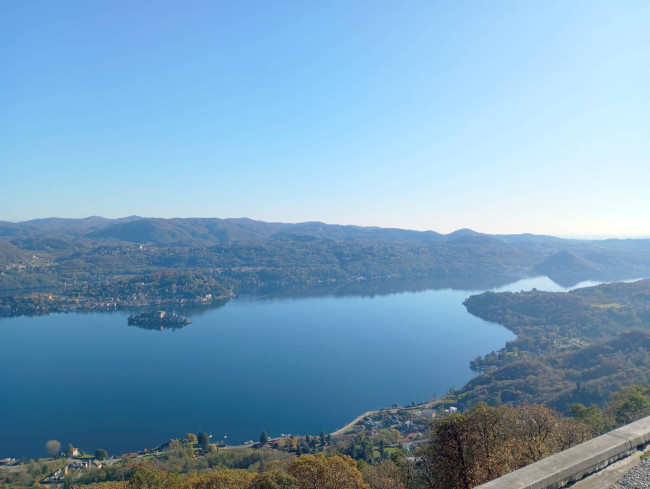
[420,402,592,488]
[555,417,592,452]
[361,459,407,489]
[289,437,299,451]
[506,403,560,465]
[183,469,253,489]
[465,402,512,482]
[129,470,182,489]
[288,453,369,489]
[420,411,473,488]
[251,470,297,489]
[45,440,61,457]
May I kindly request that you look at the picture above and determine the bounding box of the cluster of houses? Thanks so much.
[2,403,466,486]
[553,337,587,350]
[44,458,104,483]
[331,404,459,451]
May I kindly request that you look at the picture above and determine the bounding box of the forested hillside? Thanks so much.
[459,280,650,410]
[2,217,650,317]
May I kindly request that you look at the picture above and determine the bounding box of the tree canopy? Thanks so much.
[45,440,61,457]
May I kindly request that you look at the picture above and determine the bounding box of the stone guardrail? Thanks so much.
[476,415,650,489]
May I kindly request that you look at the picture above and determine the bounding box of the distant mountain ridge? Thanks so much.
[9,216,593,245]
[20,215,144,230]
[18,216,449,245]
[1,216,650,289]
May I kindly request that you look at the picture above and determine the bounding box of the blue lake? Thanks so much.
[0,276,595,459]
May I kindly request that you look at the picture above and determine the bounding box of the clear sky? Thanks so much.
[1,0,649,236]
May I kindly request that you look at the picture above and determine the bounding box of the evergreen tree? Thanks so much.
[197,432,210,451]
[260,430,269,446]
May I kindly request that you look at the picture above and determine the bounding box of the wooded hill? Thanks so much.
[459,279,650,411]
[1,216,649,315]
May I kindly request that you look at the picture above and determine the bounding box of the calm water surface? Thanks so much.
[0,276,587,458]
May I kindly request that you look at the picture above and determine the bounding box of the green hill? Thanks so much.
[459,279,650,411]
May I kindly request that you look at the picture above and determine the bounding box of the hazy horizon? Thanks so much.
[4,214,649,240]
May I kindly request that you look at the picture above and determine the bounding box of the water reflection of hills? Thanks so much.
[243,273,524,301]
[125,275,523,326]
[123,271,642,326]
[542,271,642,289]
[256,271,647,300]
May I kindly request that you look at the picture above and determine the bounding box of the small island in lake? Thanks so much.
[127,311,191,331]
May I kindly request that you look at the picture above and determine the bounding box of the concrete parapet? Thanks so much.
[476,416,650,489]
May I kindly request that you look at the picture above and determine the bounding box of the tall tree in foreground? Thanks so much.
[250,470,298,489]
[288,453,369,489]
[419,402,592,488]
[361,459,408,489]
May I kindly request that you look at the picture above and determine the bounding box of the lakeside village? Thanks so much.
[0,291,234,318]
[0,399,459,486]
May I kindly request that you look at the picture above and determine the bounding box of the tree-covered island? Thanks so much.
[127,311,191,330]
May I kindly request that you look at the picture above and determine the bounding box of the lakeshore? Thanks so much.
[0,291,234,318]
[1,283,517,459]
[0,398,450,487]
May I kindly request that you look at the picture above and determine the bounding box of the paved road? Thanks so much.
[330,400,440,437]
[331,410,377,436]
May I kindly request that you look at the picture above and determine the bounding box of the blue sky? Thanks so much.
[1,0,649,236]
